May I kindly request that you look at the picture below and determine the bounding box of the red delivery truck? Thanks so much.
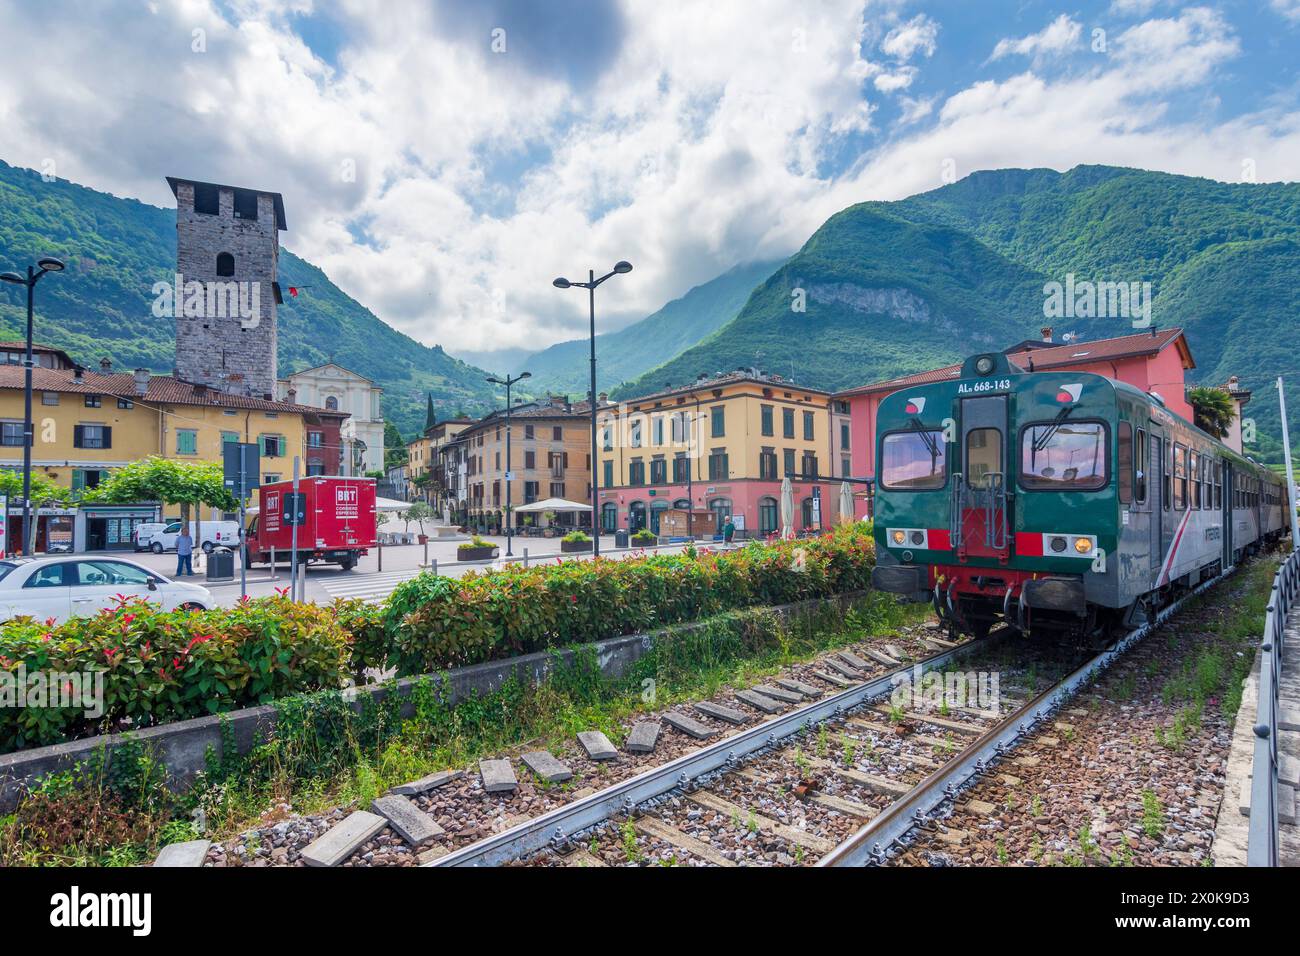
[244,476,377,571]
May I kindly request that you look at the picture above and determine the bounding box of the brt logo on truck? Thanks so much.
[336,486,358,518]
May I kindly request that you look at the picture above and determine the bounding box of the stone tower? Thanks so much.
[167,176,286,398]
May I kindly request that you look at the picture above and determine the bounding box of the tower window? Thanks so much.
[233,189,259,221]
[216,252,235,277]
[325,396,339,411]
[193,183,219,215]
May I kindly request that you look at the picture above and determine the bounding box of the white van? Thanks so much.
[132,522,172,552]
[145,520,241,554]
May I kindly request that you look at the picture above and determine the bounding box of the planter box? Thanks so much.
[560,539,593,553]
[457,546,498,561]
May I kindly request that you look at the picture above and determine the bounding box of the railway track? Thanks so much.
[427,567,1232,868]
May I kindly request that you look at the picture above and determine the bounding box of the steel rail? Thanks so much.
[428,632,1003,867]
[819,567,1233,867]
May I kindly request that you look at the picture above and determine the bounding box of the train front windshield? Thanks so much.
[881,430,946,489]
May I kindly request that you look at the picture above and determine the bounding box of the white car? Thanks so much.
[0,556,215,624]
[132,521,174,552]
[145,520,241,555]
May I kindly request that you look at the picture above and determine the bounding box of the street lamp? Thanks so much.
[1,257,66,556]
[553,260,631,556]
[486,371,531,557]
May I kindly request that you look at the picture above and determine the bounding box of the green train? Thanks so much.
[872,351,1289,639]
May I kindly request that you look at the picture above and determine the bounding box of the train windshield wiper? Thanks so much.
[1032,406,1073,453]
[907,418,941,460]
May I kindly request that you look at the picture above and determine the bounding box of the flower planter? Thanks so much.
[457,546,498,561]
[560,539,593,553]
[417,534,429,545]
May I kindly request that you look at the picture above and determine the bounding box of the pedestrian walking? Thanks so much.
[176,525,195,576]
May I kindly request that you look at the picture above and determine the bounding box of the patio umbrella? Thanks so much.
[839,481,854,525]
[780,476,794,540]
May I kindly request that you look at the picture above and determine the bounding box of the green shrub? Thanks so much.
[562,531,592,544]
[386,524,874,675]
[631,529,657,544]
[0,594,351,753]
[458,535,494,552]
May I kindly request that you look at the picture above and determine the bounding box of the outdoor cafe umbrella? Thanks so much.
[780,476,794,540]
[839,481,854,525]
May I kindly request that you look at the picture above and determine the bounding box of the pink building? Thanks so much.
[835,328,1196,519]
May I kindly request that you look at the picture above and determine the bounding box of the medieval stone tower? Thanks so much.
[167,176,284,398]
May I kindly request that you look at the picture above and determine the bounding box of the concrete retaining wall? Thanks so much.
[0,590,864,811]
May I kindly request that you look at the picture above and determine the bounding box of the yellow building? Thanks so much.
[0,348,348,551]
[462,396,592,531]
[596,372,843,537]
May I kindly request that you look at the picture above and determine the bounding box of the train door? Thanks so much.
[956,395,1010,562]
[1147,431,1162,575]
[1223,463,1234,566]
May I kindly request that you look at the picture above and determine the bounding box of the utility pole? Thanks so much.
[1279,377,1299,550]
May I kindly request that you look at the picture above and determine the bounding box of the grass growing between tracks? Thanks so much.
[0,591,929,866]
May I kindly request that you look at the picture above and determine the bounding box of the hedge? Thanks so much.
[0,525,875,754]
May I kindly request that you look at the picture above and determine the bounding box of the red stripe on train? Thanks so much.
[1014,532,1043,556]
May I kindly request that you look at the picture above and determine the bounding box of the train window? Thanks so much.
[1214,462,1222,509]
[1117,422,1133,504]
[1135,428,1147,503]
[1162,441,1171,511]
[1173,444,1187,510]
[880,430,946,490]
[1020,421,1107,490]
[1189,450,1200,509]
[965,428,1003,489]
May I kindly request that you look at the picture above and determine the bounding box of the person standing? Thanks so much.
[176,525,194,577]
[723,517,735,545]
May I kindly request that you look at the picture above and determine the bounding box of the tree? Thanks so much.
[0,471,70,507]
[401,500,433,534]
[1187,386,1237,439]
[80,456,238,520]
[383,420,406,471]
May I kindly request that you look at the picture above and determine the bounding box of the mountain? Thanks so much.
[512,259,779,397]
[0,160,498,438]
[621,166,1300,461]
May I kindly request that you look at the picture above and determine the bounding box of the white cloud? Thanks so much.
[1272,0,1300,22]
[0,1,1294,367]
[990,14,1082,62]
[880,14,939,60]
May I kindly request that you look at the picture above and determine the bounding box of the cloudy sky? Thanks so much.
[1,0,1297,365]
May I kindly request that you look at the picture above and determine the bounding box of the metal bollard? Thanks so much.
[423,539,428,568]
[523,548,529,568]
[431,559,437,577]
[378,540,383,572]
[270,546,277,580]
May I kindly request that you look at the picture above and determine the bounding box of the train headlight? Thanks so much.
[975,356,995,375]
[910,530,925,545]
[1073,537,1092,554]
[891,530,906,545]
[1050,536,1067,553]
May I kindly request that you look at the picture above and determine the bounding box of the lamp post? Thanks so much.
[486,371,530,557]
[1,257,66,556]
[553,260,632,557]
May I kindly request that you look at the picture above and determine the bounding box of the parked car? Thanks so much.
[0,555,215,624]
[145,520,241,554]
[132,521,172,552]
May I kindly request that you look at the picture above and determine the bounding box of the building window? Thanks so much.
[652,416,664,446]
[222,431,239,445]
[841,456,851,478]
[759,448,777,481]
[601,502,618,531]
[552,426,562,441]
[74,424,111,450]
[324,395,339,411]
[263,473,280,484]
[761,405,774,436]
[708,449,728,481]
[803,411,815,441]
[630,419,642,447]
[628,458,645,486]
[783,448,796,478]
[550,481,565,498]
[71,468,108,494]
[233,189,258,221]
[650,457,667,485]
[306,460,325,476]
[602,460,614,487]
[524,450,536,469]
[524,481,539,503]
[801,452,818,478]
[601,425,613,451]
[262,434,284,458]
[709,498,732,533]
[41,392,59,406]
[801,497,815,528]
[710,406,725,437]
[782,407,794,438]
[216,252,235,277]
[85,394,102,408]
[672,453,689,483]
[758,497,778,534]
[176,429,198,455]
[840,422,850,449]
[193,183,220,215]
[117,398,134,410]
[307,431,323,448]
[0,422,23,446]
[525,425,534,440]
